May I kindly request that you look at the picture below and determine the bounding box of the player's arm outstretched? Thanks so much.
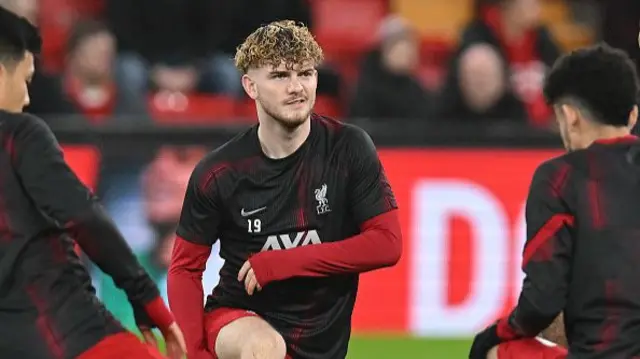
[469,160,574,359]
[11,115,186,358]
[168,159,220,359]
[242,127,402,292]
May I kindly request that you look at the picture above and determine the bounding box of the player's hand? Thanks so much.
[141,322,187,359]
[238,260,262,295]
[163,322,188,359]
[468,323,501,359]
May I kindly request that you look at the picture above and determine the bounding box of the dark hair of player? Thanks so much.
[0,5,41,69]
[543,43,640,127]
[66,19,109,55]
[234,20,324,74]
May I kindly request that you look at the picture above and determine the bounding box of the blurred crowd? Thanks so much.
[2,0,638,131]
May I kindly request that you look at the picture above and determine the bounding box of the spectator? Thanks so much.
[348,15,433,121]
[105,0,241,100]
[27,19,147,123]
[439,0,560,127]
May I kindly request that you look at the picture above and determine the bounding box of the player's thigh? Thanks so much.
[205,307,286,359]
[77,332,165,359]
[495,337,567,359]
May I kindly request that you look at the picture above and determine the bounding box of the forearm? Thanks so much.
[67,203,159,304]
[168,237,211,353]
[168,267,206,353]
[251,210,402,285]
[499,293,561,340]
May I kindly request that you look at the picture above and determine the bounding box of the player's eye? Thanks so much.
[271,72,288,79]
[300,71,313,77]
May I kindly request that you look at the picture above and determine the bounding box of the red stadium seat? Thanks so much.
[420,36,454,67]
[311,0,388,60]
[39,0,78,72]
[148,92,238,124]
[418,37,454,90]
[38,0,106,72]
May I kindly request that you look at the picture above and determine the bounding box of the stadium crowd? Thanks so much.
[0,0,634,131]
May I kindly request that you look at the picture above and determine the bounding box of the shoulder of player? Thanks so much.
[331,121,375,151]
[191,126,257,182]
[0,111,49,135]
[532,154,575,186]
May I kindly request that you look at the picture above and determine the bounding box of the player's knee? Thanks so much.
[241,331,287,359]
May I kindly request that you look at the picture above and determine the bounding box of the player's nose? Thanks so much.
[287,77,304,93]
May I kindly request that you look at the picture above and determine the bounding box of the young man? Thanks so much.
[168,20,402,359]
[0,7,186,359]
[469,43,640,359]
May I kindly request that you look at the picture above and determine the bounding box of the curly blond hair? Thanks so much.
[234,20,324,74]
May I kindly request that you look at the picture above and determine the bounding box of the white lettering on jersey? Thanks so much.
[261,230,322,251]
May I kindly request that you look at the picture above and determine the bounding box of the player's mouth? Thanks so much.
[285,98,306,106]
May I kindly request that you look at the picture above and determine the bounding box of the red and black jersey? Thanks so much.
[0,112,170,359]
[499,135,640,358]
[170,114,400,359]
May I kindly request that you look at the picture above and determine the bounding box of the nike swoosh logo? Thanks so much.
[241,206,267,217]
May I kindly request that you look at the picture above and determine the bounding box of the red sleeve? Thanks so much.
[249,210,402,286]
[168,236,212,355]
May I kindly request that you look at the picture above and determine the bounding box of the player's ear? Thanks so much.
[561,104,580,130]
[241,74,258,100]
[628,105,638,130]
[0,62,8,83]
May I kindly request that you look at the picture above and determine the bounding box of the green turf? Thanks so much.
[347,336,472,358]
[155,335,473,358]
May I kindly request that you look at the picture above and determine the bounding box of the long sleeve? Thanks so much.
[250,127,400,285]
[498,160,574,340]
[168,237,212,355]
[250,210,401,285]
[11,114,172,329]
[169,160,221,354]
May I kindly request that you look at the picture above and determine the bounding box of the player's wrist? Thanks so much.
[469,323,503,359]
[141,296,175,331]
[248,252,277,286]
[496,317,520,341]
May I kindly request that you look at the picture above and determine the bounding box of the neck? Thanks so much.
[257,115,311,159]
[583,126,631,148]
